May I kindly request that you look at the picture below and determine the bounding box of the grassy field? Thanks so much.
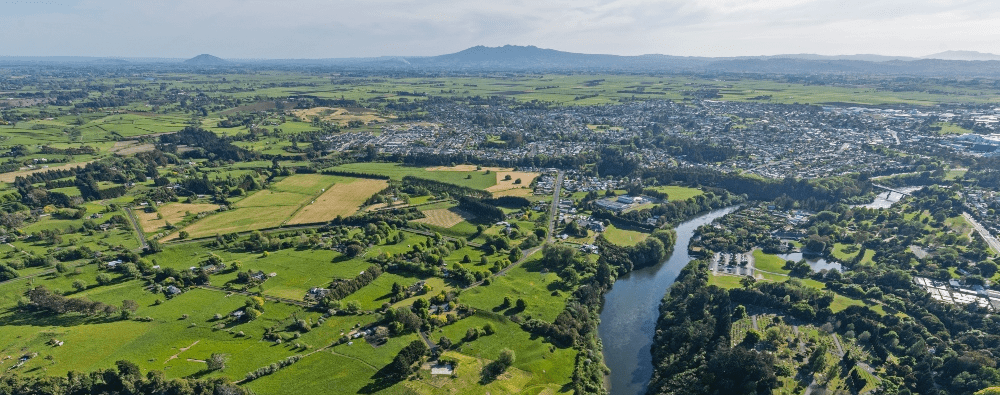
[171,174,382,239]
[831,243,875,265]
[647,185,704,202]
[137,203,220,233]
[292,107,392,126]
[484,170,540,194]
[460,252,569,322]
[933,122,974,135]
[412,207,476,228]
[753,249,790,274]
[602,225,649,246]
[707,274,745,289]
[287,178,388,224]
[327,163,498,190]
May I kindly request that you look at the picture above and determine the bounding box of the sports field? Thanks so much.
[602,225,649,246]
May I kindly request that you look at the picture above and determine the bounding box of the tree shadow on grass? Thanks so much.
[185,368,212,380]
[0,308,119,327]
[504,305,526,316]
[357,364,406,394]
[332,255,356,263]
[479,361,505,385]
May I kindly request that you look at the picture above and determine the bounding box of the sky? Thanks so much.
[1,0,999,58]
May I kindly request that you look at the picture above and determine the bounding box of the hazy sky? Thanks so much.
[1,0,998,58]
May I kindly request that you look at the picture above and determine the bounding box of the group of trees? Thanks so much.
[457,196,505,223]
[596,229,675,272]
[646,260,778,395]
[0,360,244,395]
[159,127,258,162]
[20,286,120,317]
[323,265,383,304]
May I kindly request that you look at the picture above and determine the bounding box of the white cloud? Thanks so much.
[0,0,998,58]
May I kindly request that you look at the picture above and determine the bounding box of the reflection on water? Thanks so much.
[775,252,842,272]
[597,207,737,395]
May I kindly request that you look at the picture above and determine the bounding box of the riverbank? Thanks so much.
[597,206,738,395]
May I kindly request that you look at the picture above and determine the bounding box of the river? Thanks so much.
[597,206,738,395]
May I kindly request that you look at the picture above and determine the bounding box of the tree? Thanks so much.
[509,248,523,262]
[979,260,998,278]
[245,296,265,311]
[742,330,762,346]
[178,230,189,239]
[438,336,453,350]
[245,308,262,320]
[146,239,162,253]
[96,272,113,286]
[345,243,365,257]
[733,304,747,319]
[373,326,390,344]
[764,327,782,346]
[389,340,428,379]
[122,299,138,313]
[740,276,756,289]
[516,298,527,310]
[496,348,515,371]
[808,345,827,372]
[55,262,69,274]
[206,353,228,371]
[72,280,87,292]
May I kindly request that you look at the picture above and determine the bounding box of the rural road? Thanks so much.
[546,170,564,243]
[196,284,315,308]
[123,207,149,250]
[466,170,562,289]
[963,212,1000,255]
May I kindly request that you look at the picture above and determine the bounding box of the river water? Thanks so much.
[774,252,842,272]
[597,207,738,395]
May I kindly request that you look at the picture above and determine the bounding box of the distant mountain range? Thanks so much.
[5,46,1000,77]
[921,50,1000,61]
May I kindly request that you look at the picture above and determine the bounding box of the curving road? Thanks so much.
[964,212,1000,255]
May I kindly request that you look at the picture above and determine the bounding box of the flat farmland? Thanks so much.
[171,174,384,239]
[287,178,388,224]
[412,207,476,228]
[137,202,220,233]
[0,161,94,183]
[168,206,300,240]
[485,169,539,193]
[327,163,497,190]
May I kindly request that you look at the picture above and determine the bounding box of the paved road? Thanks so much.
[546,170,564,243]
[123,207,149,250]
[964,212,1000,255]
[831,333,845,358]
[467,170,562,288]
